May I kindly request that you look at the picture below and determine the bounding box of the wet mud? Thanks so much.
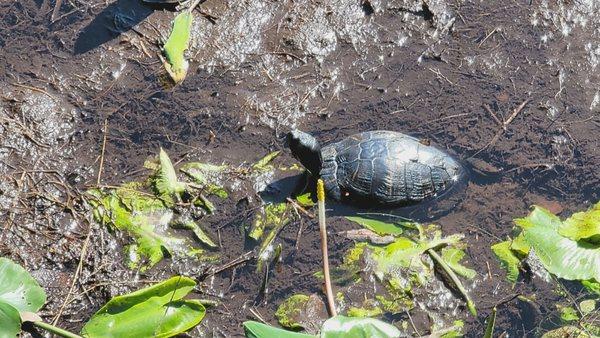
[1,0,599,337]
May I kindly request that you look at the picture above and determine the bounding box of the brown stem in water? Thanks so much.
[317,179,337,317]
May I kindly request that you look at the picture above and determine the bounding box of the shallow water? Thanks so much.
[1,0,599,337]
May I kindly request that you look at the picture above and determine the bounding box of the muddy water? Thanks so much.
[1,0,599,337]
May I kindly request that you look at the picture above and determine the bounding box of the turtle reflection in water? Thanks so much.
[287,130,463,206]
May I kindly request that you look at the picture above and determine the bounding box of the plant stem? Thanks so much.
[317,179,337,317]
[483,307,497,338]
[427,249,477,316]
[33,321,83,338]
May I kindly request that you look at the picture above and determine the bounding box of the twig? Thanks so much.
[427,249,477,316]
[317,179,337,317]
[483,104,503,127]
[478,27,497,47]
[198,251,253,280]
[52,224,93,325]
[471,99,530,158]
[10,83,56,102]
[96,119,108,185]
[504,99,530,129]
[286,197,314,218]
[50,0,63,22]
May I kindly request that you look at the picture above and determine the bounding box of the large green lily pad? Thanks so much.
[81,276,205,338]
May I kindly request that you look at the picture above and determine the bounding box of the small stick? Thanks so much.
[286,197,315,218]
[96,119,108,185]
[317,179,337,317]
[427,249,477,316]
[52,224,93,325]
[483,104,503,127]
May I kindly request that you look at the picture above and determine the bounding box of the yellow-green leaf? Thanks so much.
[558,201,600,243]
[163,12,193,83]
[491,241,521,283]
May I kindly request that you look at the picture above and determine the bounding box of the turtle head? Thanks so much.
[287,130,322,175]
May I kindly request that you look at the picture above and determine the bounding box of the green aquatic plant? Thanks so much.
[493,204,600,287]
[89,188,207,271]
[82,276,205,338]
[345,216,411,236]
[163,12,193,83]
[0,258,47,338]
[243,315,401,338]
[89,149,229,271]
[153,148,187,204]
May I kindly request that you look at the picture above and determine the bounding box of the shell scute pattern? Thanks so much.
[319,131,461,205]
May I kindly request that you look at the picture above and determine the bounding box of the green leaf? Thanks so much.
[171,218,217,248]
[180,162,228,195]
[252,151,280,172]
[581,279,600,295]
[558,201,600,243]
[491,241,521,283]
[558,305,579,323]
[440,247,476,279]
[275,294,311,330]
[516,206,600,281]
[0,302,20,338]
[295,193,315,207]
[154,148,186,200]
[256,203,291,271]
[243,321,316,338]
[81,276,205,338]
[0,258,47,313]
[483,307,496,338]
[320,316,400,338]
[345,216,405,236]
[163,12,193,83]
[90,189,204,271]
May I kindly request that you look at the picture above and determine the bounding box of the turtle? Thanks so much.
[287,130,463,206]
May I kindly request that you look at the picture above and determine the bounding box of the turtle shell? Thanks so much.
[319,131,462,205]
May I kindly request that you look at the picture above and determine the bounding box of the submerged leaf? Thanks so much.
[275,294,327,333]
[81,276,205,338]
[154,148,186,201]
[252,151,281,172]
[296,192,315,207]
[558,201,600,243]
[541,326,590,338]
[491,241,521,283]
[243,321,315,338]
[320,316,401,338]
[180,162,228,199]
[256,203,291,271]
[345,216,407,236]
[440,247,476,279]
[172,218,217,248]
[249,203,289,241]
[516,206,600,281]
[90,188,203,271]
[163,12,193,83]
[276,294,311,330]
